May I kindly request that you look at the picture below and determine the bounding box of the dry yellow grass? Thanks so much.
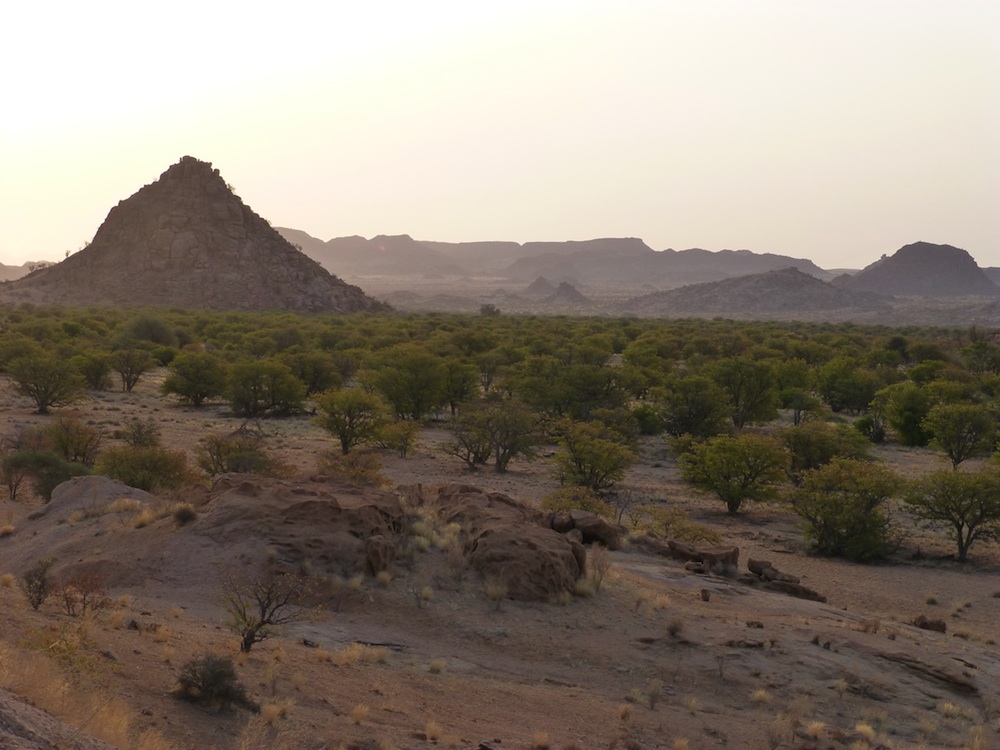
[350,703,370,725]
[428,658,447,674]
[425,719,443,741]
[0,573,14,588]
[0,524,14,537]
[531,730,550,749]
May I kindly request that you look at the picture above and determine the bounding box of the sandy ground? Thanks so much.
[1,371,999,750]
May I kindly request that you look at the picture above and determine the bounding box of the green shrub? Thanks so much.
[2,450,89,501]
[95,446,190,492]
[540,487,616,519]
[195,432,286,477]
[175,655,254,711]
[21,558,55,610]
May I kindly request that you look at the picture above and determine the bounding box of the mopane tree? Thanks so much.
[779,420,870,483]
[373,347,446,419]
[109,347,154,393]
[658,375,732,440]
[906,469,1000,562]
[710,357,779,428]
[9,354,85,414]
[556,420,637,492]
[679,434,788,514]
[227,360,305,417]
[162,351,229,407]
[314,389,388,454]
[923,402,997,470]
[791,459,901,561]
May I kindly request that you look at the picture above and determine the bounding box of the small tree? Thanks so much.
[8,354,85,414]
[659,375,732,439]
[228,360,305,418]
[195,430,287,477]
[221,573,310,653]
[791,459,901,561]
[109,347,154,392]
[679,434,788,514]
[923,403,997,470]
[315,389,389,455]
[906,469,1000,562]
[162,351,229,407]
[20,558,55,610]
[779,421,870,483]
[556,420,637,492]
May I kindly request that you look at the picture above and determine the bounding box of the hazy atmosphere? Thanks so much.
[2,0,997,269]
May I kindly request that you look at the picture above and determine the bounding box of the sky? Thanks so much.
[1,1,998,270]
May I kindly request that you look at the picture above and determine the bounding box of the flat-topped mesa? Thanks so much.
[2,156,388,312]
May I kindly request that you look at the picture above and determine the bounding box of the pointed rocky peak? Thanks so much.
[1,157,388,312]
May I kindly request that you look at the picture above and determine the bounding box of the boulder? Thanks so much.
[569,510,621,549]
[667,540,739,570]
[466,521,582,601]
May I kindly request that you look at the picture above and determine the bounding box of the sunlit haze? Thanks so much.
[2,1,997,269]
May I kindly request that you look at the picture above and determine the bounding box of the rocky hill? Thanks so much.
[833,241,999,297]
[0,158,387,312]
[621,267,888,318]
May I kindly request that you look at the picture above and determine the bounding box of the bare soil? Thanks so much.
[1,372,999,750]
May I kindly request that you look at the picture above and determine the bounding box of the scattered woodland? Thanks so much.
[2,305,1000,749]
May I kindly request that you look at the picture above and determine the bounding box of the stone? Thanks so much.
[568,510,621,550]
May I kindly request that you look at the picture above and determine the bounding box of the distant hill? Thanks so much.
[276,229,466,277]
[525,277,558,296]
[0,157,387,312]
[547,281,592,306]
[0,260,54,282]
[833,242,999,297]
[621,267,888,317]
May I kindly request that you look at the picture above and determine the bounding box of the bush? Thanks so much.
[540,487,616,519]
[2,450,89,501]
[95,446,190,492]
[21,558,55,610]
[176,654,254,711]
[791,459,901,561]
[195,432,286,477]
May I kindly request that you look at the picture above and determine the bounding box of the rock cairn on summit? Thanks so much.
[1,156,388,312]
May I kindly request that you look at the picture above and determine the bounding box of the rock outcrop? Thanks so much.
[2,157,388,311]
[407,484,584,601]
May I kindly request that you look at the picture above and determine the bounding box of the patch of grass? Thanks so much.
[350,703,370,725]
[0,573,14,588]
[425,720,443,741]
[531,731,550,749]
[750,688,772,705]
[0,524,14,537]
[428,658,447,674]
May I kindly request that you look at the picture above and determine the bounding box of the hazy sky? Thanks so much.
[2,1,997,269]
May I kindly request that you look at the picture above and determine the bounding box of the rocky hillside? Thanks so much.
[621,267,888,317]
[0,260,54,282]
[0,158,387,312]
[833,241,999,297]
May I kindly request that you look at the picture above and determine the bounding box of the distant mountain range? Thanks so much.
[275,229,835,289]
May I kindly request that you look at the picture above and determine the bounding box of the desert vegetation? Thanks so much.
[1,306,999,748]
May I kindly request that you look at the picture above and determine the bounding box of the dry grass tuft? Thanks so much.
[350,703,370,725]
[0,573,15,588]
[376,570,392,587]
[0,524,14,537]
[617,703,632,723]
[531,731,550,749]
[428,658,447,674]
[806,721,825,739]
[131,508,158,529]
[750,688,772,705]
[425,719,443,741]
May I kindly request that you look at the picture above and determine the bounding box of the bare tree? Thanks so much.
[221,572,310,653]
